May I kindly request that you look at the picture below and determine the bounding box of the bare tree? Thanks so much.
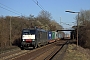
[38,10,52,20]
[36,10,52,30]
[50,20,63,30]
[76,9,90,48]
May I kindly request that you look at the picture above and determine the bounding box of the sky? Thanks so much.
[0,0,90,30]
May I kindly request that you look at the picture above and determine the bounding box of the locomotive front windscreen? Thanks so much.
[22,29,30,35]
[22,29,35,35]
[22,29,36,40]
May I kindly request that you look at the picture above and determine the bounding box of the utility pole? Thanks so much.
[76,12,79,48]
[65,10,80,49]
[10,17,11,46]
[60,17,61,25]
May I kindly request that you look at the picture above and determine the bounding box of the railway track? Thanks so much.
[44,41,68,60]
[0,40,68,60]
[12,41,58,60]
[33,40,68,60]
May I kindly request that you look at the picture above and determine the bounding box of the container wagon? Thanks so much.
[48,31,52,43]
[51,31,57,42]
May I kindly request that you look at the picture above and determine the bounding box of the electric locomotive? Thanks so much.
[21,28,48,49]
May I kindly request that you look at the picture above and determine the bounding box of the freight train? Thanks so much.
[20,28,64,50]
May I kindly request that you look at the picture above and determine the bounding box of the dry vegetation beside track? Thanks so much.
[0,46,20,54]
[63,44,90,60]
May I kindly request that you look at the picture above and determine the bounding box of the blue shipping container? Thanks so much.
[48,31,52,40]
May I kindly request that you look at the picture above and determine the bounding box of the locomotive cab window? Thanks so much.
[30,30,35,34]
[22,30,30,35]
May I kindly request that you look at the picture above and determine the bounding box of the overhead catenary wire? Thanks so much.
[61,22,73,26]
[0,5,21,15]
[0,2,23,15]
[35,0,46,11]
[32,0,46,12]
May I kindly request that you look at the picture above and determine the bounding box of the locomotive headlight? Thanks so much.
[23,39,25,41]
[32,39,35,41]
